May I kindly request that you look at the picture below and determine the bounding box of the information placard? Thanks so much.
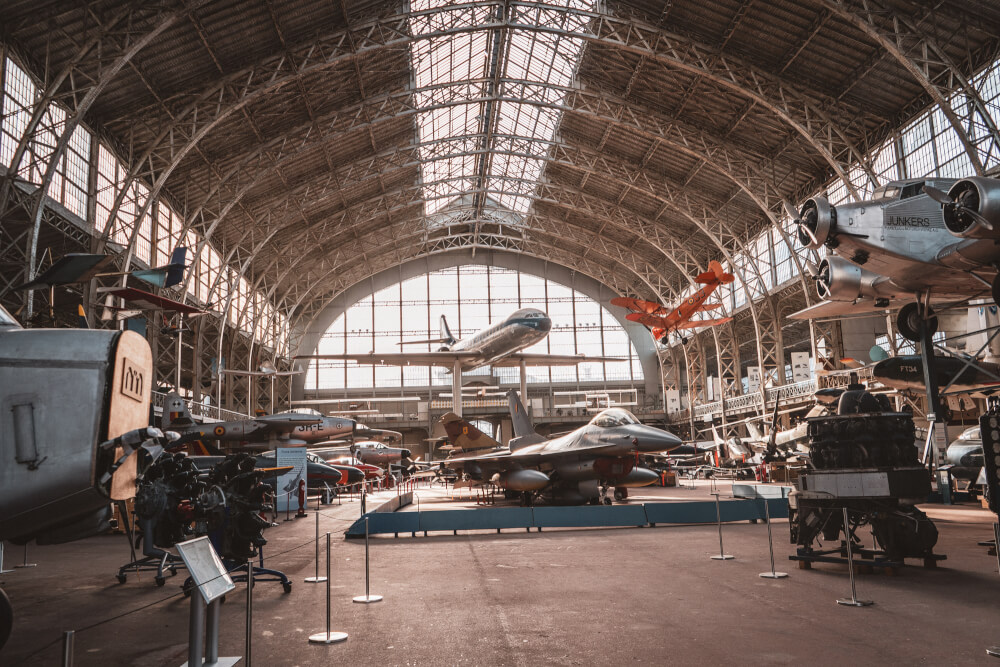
[175,536,235,604]
[275,446,308,511]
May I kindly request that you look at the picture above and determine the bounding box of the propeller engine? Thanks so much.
[785,197,836,250]
[926,178,1000,239]
[815,256,896,302]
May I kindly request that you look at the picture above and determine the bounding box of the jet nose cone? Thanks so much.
[401,449,412,459]
[633,425,682,453]
[537,316,552,333]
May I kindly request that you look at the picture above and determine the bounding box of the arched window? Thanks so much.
[306,265,643,390]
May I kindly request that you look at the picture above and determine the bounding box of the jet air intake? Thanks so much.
[796,197,836,249]
[816,256,893,302]
[942,177,1000,239]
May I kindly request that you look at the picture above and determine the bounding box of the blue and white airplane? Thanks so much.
[296,307,621,373]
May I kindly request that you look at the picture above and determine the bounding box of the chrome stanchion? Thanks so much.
[758,498,788,579]
[837,507,873,607]
[988,522,1000,657]
[305,512,327,583]
[284,492,293,522]
[353,517,383,603]
[61,630,74,667]
[246,557,253,666]
[0,542,14,574]
[710,492,733,560]
[309,532,348,644]
[15,542,36,568]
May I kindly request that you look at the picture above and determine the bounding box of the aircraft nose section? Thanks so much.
[632,425,682,453]
[401,448,412,459]
[537,316,552,333]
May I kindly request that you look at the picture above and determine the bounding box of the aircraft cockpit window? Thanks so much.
[590,408,640,427]
[872,186,900,200]
[900,182,924,199]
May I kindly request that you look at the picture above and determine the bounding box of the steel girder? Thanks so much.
[823,0,1000,175]
[90,2,880,279]
[0,2,206,320]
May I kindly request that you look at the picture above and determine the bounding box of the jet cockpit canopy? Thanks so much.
[590,408,640,428]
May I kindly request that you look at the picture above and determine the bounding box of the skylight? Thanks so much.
[409,0,593,218]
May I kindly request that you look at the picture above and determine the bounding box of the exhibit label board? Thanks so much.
[176,536,235,603]
[791,352,811,383]
[747,366,760,393]
[275,446,308,511]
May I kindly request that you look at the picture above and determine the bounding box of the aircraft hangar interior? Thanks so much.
[4,0,1000,664]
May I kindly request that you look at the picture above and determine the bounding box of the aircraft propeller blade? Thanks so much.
[924,184,993,231]
[782,200,799,221]
[798,220,820,245]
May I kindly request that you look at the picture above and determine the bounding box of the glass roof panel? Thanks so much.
[409,0,593,219]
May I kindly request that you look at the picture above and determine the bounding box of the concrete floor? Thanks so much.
[3,486,1000,666]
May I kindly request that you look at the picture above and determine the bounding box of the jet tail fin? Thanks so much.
[696,260,735,285]
[164,247,188,288]
[440,412,502,452]
[507,390,546,450]
[162,392,196,430]
[439,314,457,346]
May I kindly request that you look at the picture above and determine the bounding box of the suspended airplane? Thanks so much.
[786,176,1000,340]
[438,390,682,505]
[871,353,1000,396]
[218,359,306,377]
[611,261,735,345]
[294,308,622,372]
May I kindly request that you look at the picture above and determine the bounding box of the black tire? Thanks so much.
[613,488,628,501]
[116,573,127,584]
[155,576,165,587]
[0,588,11,651]
[602,497,612,506]
[282,582,292,594]
[897,302,937,342]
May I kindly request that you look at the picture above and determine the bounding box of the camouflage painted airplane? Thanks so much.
[438,412,506,455]
[162,392,322,449]
[611,260,735,345]
[440,390,682,505]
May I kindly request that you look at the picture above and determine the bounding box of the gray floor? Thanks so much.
[3,488,999,666]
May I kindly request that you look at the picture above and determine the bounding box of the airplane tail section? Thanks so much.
[507,390,546,450]
[696,260,735,285]
[440,412,502,452]
[162,392,196,430]
[164,247,188,288]
[439,314,457,347]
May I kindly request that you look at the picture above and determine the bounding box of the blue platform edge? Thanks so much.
[345,497,789,536]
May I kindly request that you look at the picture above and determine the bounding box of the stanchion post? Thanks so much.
[836,507,873,607]
[61,630,74,667]
[189,586,206,667]
[305,511,327,583]
[758,498,788,579]
[353,516,383,603]
[710,492,733,560]
[15,542,36,568]
[285,492,292,521]
[309,532,348,644]
[245,556,253,666]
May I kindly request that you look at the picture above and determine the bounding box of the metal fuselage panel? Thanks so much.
[449,308,551,371]
[292,417,356,443]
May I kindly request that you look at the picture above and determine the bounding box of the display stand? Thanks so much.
[353,517,383,603]
[176,536,240,667]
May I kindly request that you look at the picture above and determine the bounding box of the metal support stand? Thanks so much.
[836,507,873,607]
[62,630,74,667]
[245,558,252,667]
[181,588,239,667]
[919,315,946,466]
[309,533,348,644]
[758,499,788,579]
[353,517,383,603]
[284,492,292,522]
[710,493,733,560]
[15,542,36,568]
[0,542,14,573]
[989,522,1000,657]
[305,512,327,583]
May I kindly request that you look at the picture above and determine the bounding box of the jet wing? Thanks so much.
[294,352,481,367]
[99,287,205,315]
[492,352,626,367]
[16,253,116,289]
[440,441,635,467]
[788,299,906,320]
[626,312,673,328]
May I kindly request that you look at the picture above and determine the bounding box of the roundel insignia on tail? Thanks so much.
[462,426,469,435]
[214,425,225,436]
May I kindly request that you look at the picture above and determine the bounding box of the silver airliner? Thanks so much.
[296,308,620,372]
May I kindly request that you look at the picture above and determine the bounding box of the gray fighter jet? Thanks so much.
[441,390,682,504]
[162,392,321,449]
[787,176,1000,340]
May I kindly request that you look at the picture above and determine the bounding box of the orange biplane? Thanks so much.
[612,260,735,344]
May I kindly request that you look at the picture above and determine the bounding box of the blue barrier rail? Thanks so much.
[345,497,789,537]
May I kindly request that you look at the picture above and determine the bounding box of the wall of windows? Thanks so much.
[306,265,644,390]
[0,54,288,353]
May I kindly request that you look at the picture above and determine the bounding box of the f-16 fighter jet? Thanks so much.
[441,390,682,505]
[612,260,735,345]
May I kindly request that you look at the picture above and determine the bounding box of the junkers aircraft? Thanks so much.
[442,390,682,505]
[786,176,1000,340]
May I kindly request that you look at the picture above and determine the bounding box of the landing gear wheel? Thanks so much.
[897,302,937,342]
[116,573,127,584]
[603,497,613,506]
[169,566,178,576]
[283,582,292,594]
[155,576,165,587]
[613,488,628,501]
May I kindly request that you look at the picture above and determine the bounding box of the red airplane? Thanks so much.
[612,260,735,344]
